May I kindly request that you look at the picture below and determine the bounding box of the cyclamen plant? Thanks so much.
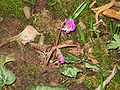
[61,0,88,34]
[58,0,88,63]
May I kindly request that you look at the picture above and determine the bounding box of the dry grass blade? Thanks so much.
[95,65,117,90]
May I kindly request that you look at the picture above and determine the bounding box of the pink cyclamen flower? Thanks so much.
[58,55,65,64]
[62,19,76,34]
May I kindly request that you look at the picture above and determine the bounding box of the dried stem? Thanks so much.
[95,65,117,90]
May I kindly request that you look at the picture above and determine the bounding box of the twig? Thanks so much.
[56,30,61,46]
[95,65,117,90]
[89,0,96,8]
[57,44,77,49]
[0,35,18,47]
[46,47,57,66]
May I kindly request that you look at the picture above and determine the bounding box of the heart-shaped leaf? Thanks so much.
[0,55,15,65]
[62,52,80,63]
[107,34,120,50]
[0,65,16,87]
[60,64,80,78]
[83,61,101,72]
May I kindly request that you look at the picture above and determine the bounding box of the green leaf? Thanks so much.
[60,64,80,78]
[77,24,87,44]
[107,34,120,50]
[0,55,15,65]
[72,0,88,19]
[83,61,101,72]
[62,52,80,63]
[0,77,4,89]
[0,65,16,87]
[29,83,67,90]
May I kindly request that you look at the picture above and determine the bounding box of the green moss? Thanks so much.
[84,76,100,90]
[0,0,24,19]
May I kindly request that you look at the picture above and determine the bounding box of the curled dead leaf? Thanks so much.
[103,8,120,20]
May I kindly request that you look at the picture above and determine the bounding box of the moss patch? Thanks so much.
[0,0,24,19]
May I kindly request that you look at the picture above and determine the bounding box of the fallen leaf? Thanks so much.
[91,0,115,22]
[88,55,99,64]
[23,6,31,19]
[18,25,40,45]
[103,8,120,20]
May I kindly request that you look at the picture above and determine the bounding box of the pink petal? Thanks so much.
[58,55,65,64]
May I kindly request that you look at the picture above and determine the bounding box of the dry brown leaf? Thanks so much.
[88,55,99,64]
[69,48,82,56]
[23,6,31,19]
[92,0,115,22]
[18,25,40,45]
[103,8,120,20]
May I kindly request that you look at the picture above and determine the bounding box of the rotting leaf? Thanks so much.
[0,55,15,65]
[60,64,80,78]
